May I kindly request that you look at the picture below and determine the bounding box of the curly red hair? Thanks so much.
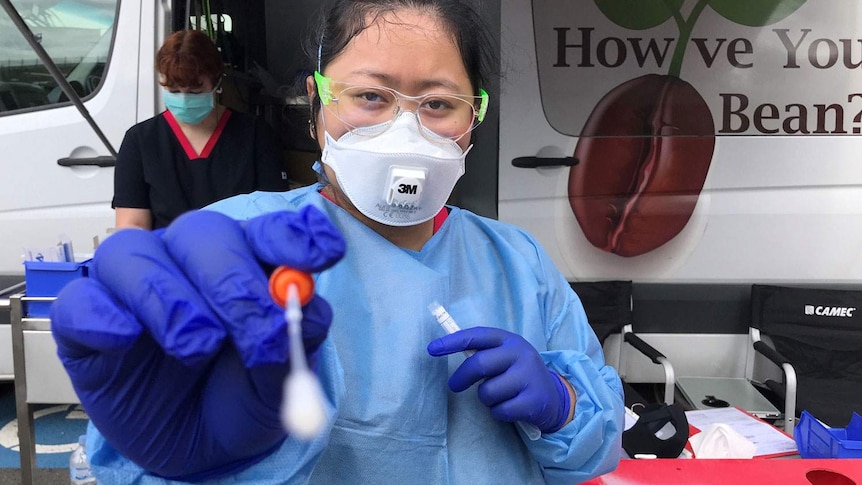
[157,30,224,89]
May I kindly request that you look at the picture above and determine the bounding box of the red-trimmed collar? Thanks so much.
[432,205,449,233]
[163,108,232,159]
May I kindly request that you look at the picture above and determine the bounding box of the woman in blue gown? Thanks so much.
[50,1,624,483]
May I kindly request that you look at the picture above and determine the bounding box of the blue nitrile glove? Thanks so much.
[50,206,345,481]
[427,326,571,434]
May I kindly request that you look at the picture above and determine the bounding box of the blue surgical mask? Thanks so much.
[162,89,215,124]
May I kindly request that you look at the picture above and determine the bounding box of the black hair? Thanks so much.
[304,0,497,127]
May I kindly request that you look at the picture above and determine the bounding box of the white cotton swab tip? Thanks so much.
[281,367,327,440]
[280,283,327,440]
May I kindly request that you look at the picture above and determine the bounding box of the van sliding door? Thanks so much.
[0,0,148,274]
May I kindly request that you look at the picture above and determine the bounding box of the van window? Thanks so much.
[0,0,119,114]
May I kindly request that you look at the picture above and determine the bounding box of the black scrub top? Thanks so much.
[112,109,290,229]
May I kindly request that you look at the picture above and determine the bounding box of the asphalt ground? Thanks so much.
[0,382,89,484]
[0,468,67,484]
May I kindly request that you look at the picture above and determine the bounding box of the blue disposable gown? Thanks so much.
[86,183,624,485]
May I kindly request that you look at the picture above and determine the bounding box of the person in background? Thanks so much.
[112,29,290,230]
[51,1,624,484]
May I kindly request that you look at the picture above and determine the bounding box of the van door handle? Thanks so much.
[511,156,578,168]
[58,156,116,168]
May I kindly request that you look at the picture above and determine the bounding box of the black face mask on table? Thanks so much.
[622,403,690,459]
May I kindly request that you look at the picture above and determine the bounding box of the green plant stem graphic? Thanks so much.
[667,0,711,78]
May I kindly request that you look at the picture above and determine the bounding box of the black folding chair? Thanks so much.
[570,281,675,405]
[749,284,862,431]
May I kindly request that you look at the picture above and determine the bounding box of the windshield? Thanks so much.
[0,0,119,114]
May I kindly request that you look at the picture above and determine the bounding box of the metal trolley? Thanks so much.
[1,281,25,381]
[9,293,80,485]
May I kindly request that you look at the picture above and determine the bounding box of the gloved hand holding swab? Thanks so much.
[270,266,327,440]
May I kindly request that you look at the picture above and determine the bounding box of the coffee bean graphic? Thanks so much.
[569,74,715,257]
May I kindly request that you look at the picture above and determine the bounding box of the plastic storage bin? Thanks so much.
[795,410,862,458]
[23,259,91,317]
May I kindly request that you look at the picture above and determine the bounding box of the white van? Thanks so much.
[0,0,165,379]
[498,0,862,383]
[0,0,162,275]
[3,0,861,390]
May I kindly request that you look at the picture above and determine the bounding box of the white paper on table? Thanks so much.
[685,407,797,457]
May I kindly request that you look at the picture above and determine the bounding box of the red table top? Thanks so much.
[582,459,862,485]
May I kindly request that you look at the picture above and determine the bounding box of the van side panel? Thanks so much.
[0,1,144,274]
[498,0,862,382]
[500,0,862,285]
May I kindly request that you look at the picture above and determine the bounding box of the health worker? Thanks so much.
[50,1,625,484]
[112,29,290,230]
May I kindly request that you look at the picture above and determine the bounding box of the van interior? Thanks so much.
[0,0,500,215]
[168,0,501,214]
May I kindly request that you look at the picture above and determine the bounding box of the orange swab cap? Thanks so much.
[269,266,314,307]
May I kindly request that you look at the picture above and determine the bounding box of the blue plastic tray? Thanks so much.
[23,259,91,317]
[795,410,862,459]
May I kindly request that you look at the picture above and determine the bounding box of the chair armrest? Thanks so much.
[623,332,665,364]
[752,340,797,435]
[623,332,675,405]
[753,340,790,367]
